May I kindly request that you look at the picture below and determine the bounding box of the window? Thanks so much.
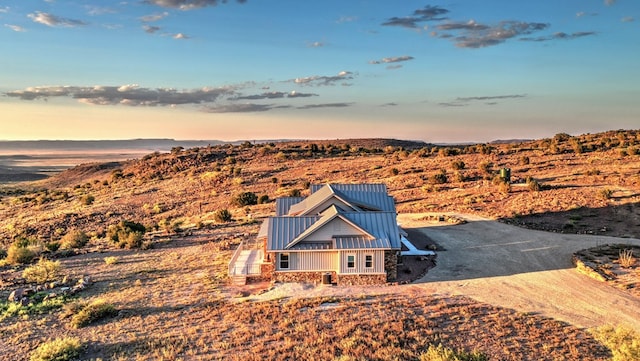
[279,253,290,269]
[365,254,373,268]
[347,254,355,268]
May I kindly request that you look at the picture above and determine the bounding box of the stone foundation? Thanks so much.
[384,250,398,282]
[274,271,336,284]
[336,273,386,286]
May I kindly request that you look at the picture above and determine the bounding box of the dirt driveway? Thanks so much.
[399,213,640,331]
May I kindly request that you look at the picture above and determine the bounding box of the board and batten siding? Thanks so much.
[276,251,338,271]
[339,250,384,274]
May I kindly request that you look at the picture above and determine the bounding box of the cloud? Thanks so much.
[202,103,286,113]
[233,91,286,100]
[520,31,596,42]
[336,16,357,24]
[435,20,549,48]
[28,11,88,27]
[308,41,324,48]
[297,102,353,109]
[456,95,526,102]
[6,84,235,107]
[381,102,398,107]
[86,6,116,16]
[173,33,190,39]
[440,94,526,107]
[576,11,598,18]
[382,5,449,29]
[290,71,355,86]
[0,6,10,13]
[621,16,634,22]
[386,65,403,70]
[288,91,317,98]
[369,55,414,65]
[5,24,26,32]
[144,0,247,10]
[143,25,161,33]
[141,12,169,22]
[605,0,616,6]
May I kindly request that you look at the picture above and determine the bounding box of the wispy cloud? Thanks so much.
[0,6,10,13]
[576,11,598,18]
[143,25,161,33]
[28,12,88,27]
[621,16,634,23]
[141,12,169,22]
[369,55,414,64]
[336,16,357,24]
[4,24,26,32]
[86,6,116,16]
[290,71,355,86]
[440,94,526,107]
[202,103,282,113]
[605,0,616,6]
[433,20,549,48]
[308,41,324,48]
[6,85,235,106]
[144,0,247,10]
[520,31,596,42]
[382,5,449,29]
[288,91,317,98]
[173,33,190,39]
[297,102,353,109]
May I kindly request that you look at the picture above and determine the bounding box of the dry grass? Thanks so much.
[1,130,640,360]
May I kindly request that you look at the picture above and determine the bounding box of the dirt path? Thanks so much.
[401,213,640,331]
[248,213,640,331]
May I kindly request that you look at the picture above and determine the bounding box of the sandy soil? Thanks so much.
[246,213,640,332]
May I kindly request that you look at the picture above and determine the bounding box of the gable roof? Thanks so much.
[288,183,395,216]
[285,206,375,249]
[275,197,305,216]
[265,206,401,251]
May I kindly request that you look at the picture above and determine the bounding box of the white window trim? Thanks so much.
[346,254,356,269]
[279,252,290,270]
[364,254,374,268]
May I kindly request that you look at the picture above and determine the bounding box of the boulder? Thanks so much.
[8,288,25,302]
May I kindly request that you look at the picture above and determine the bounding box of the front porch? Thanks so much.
[228,241,263,285]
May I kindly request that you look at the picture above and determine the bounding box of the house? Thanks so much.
[229,183,403,286]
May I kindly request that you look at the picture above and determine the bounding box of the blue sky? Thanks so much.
[1,0,638,142]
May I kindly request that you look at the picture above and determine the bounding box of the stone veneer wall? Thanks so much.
[384,250,398,282]
[336,274,386,286]
[274,271,336,284]
[246,262,275,284]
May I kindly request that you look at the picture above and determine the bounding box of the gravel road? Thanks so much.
[399,213,640,331]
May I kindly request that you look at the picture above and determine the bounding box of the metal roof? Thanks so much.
[275,197,305,216]
[288,183,395,216]
[265,207,402,251]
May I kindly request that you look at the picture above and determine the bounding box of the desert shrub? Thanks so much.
[586,168,601,176]
[69,299,117,328]
[80,194,94,205]
[478,162,493,178]
[44,241,60,252]
[619,249,637,268]
[107,221,146,249]
[232,191,258,206]
[429,170,448,185]
[289,189,302,197]
[22,258,62,284]
[0,248,7,260]
[419,344,488,361]
[519,156,530,165]
[59,230,88,250]
[271,177,278,184]
[600,188,614,200]
[6,242,37,265]
[451,160,465,170]
[258,194,270,204]
[104,256,119,265]
[214,209,233,223]
[527,178,542,192]
[591,325,640,361]
[29,337,82,361]
[390,168,399,176]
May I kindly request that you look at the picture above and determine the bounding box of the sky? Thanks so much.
[1,0,638,143]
